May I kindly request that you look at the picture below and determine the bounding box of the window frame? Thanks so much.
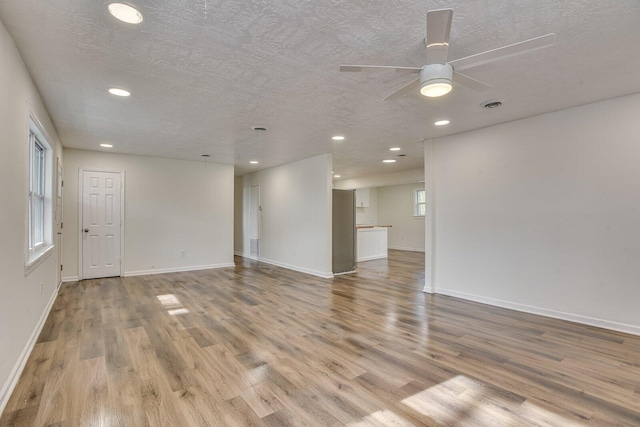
[25,113,54,273]
[29,134,46,251]
[414,188,426,217]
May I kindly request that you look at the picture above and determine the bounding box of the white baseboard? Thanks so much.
[357,255,387,262]
[0,286,59,415]
[388,246,425,253]
[124,262,235,277]
[435,287,640,337]
[333,270,356,276]
[246,256,333,279]
[61,276,78,283]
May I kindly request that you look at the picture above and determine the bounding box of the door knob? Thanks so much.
[84,228,89,232]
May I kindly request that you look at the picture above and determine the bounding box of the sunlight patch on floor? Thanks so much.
[401,375,585,426]
[157,294,189,315]
[348,409,415,426]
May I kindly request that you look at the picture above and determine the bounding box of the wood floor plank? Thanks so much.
[3,250,640,426]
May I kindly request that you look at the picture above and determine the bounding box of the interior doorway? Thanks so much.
[79,169,124,279]
[56,159,63,286]
[248,184,260,257]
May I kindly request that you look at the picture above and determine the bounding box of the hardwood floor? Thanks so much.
[2,250,640,426]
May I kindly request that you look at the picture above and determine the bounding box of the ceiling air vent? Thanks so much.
[480,100,503,109]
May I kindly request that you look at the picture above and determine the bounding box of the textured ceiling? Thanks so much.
[1,1,640,178]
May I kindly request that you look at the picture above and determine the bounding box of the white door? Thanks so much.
[249,184,260,256]
[56,160,63,286]
[81,170,122,279]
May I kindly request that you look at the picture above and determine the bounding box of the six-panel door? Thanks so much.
[82,170,122,279]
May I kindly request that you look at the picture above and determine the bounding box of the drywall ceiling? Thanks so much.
[1,1,640,179]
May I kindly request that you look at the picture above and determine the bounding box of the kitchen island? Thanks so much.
[356,225,390,262]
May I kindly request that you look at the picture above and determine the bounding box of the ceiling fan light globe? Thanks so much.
[419,63,453,97]
[420,81,452,97]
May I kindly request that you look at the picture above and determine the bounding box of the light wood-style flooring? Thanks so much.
[2,250,640,426]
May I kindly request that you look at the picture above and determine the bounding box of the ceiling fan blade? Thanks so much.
[425,9,453,65]
[453,72,490,92]
[340,65,421,74]
[450,33,556,72]
[384,78,420,101]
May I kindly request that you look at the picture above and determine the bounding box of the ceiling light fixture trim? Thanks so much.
[434,119,450,126]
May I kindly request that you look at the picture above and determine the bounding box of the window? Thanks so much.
[29,134,46,250]
[26,117,53,269]
[414,189,426,217]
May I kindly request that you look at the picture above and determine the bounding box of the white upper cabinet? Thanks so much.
[355,188,370,207]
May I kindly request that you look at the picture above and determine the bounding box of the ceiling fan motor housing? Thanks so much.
[420,63,453,88]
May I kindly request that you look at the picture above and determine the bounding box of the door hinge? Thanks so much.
[61,222,64,229]
[60,264,63,271]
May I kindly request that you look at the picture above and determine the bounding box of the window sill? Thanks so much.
[25,244,54,276]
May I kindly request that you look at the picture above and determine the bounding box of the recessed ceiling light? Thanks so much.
[434,119,450,126]
[389,147,401,151]
[108,3,144,24]
[250,161,259,164]
[333,175,341,178]
[100,143,113,148]
[332,135,345,141]
[108,88,130,97]
[382,159,396,163]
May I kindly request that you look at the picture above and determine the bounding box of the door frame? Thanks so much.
[56,157,63,287]
[249,184,260,240]
[77,168,126,280]
[245,183,261,258]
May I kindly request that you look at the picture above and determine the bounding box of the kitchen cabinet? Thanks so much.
[355,188,370,207]
[356,226,388,262]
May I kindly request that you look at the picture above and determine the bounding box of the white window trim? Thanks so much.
[25,111,55,275]
[414,188,426,217]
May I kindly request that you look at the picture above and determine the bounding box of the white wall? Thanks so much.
[237,154,333,278]
[429,93,640,335]
[355,188,378,225]
[63,149,234,278]
[335,168,423,190]
[0,21,63,412]
[378,184,425,252]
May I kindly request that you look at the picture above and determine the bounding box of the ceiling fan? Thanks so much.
[340,9,555,100]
